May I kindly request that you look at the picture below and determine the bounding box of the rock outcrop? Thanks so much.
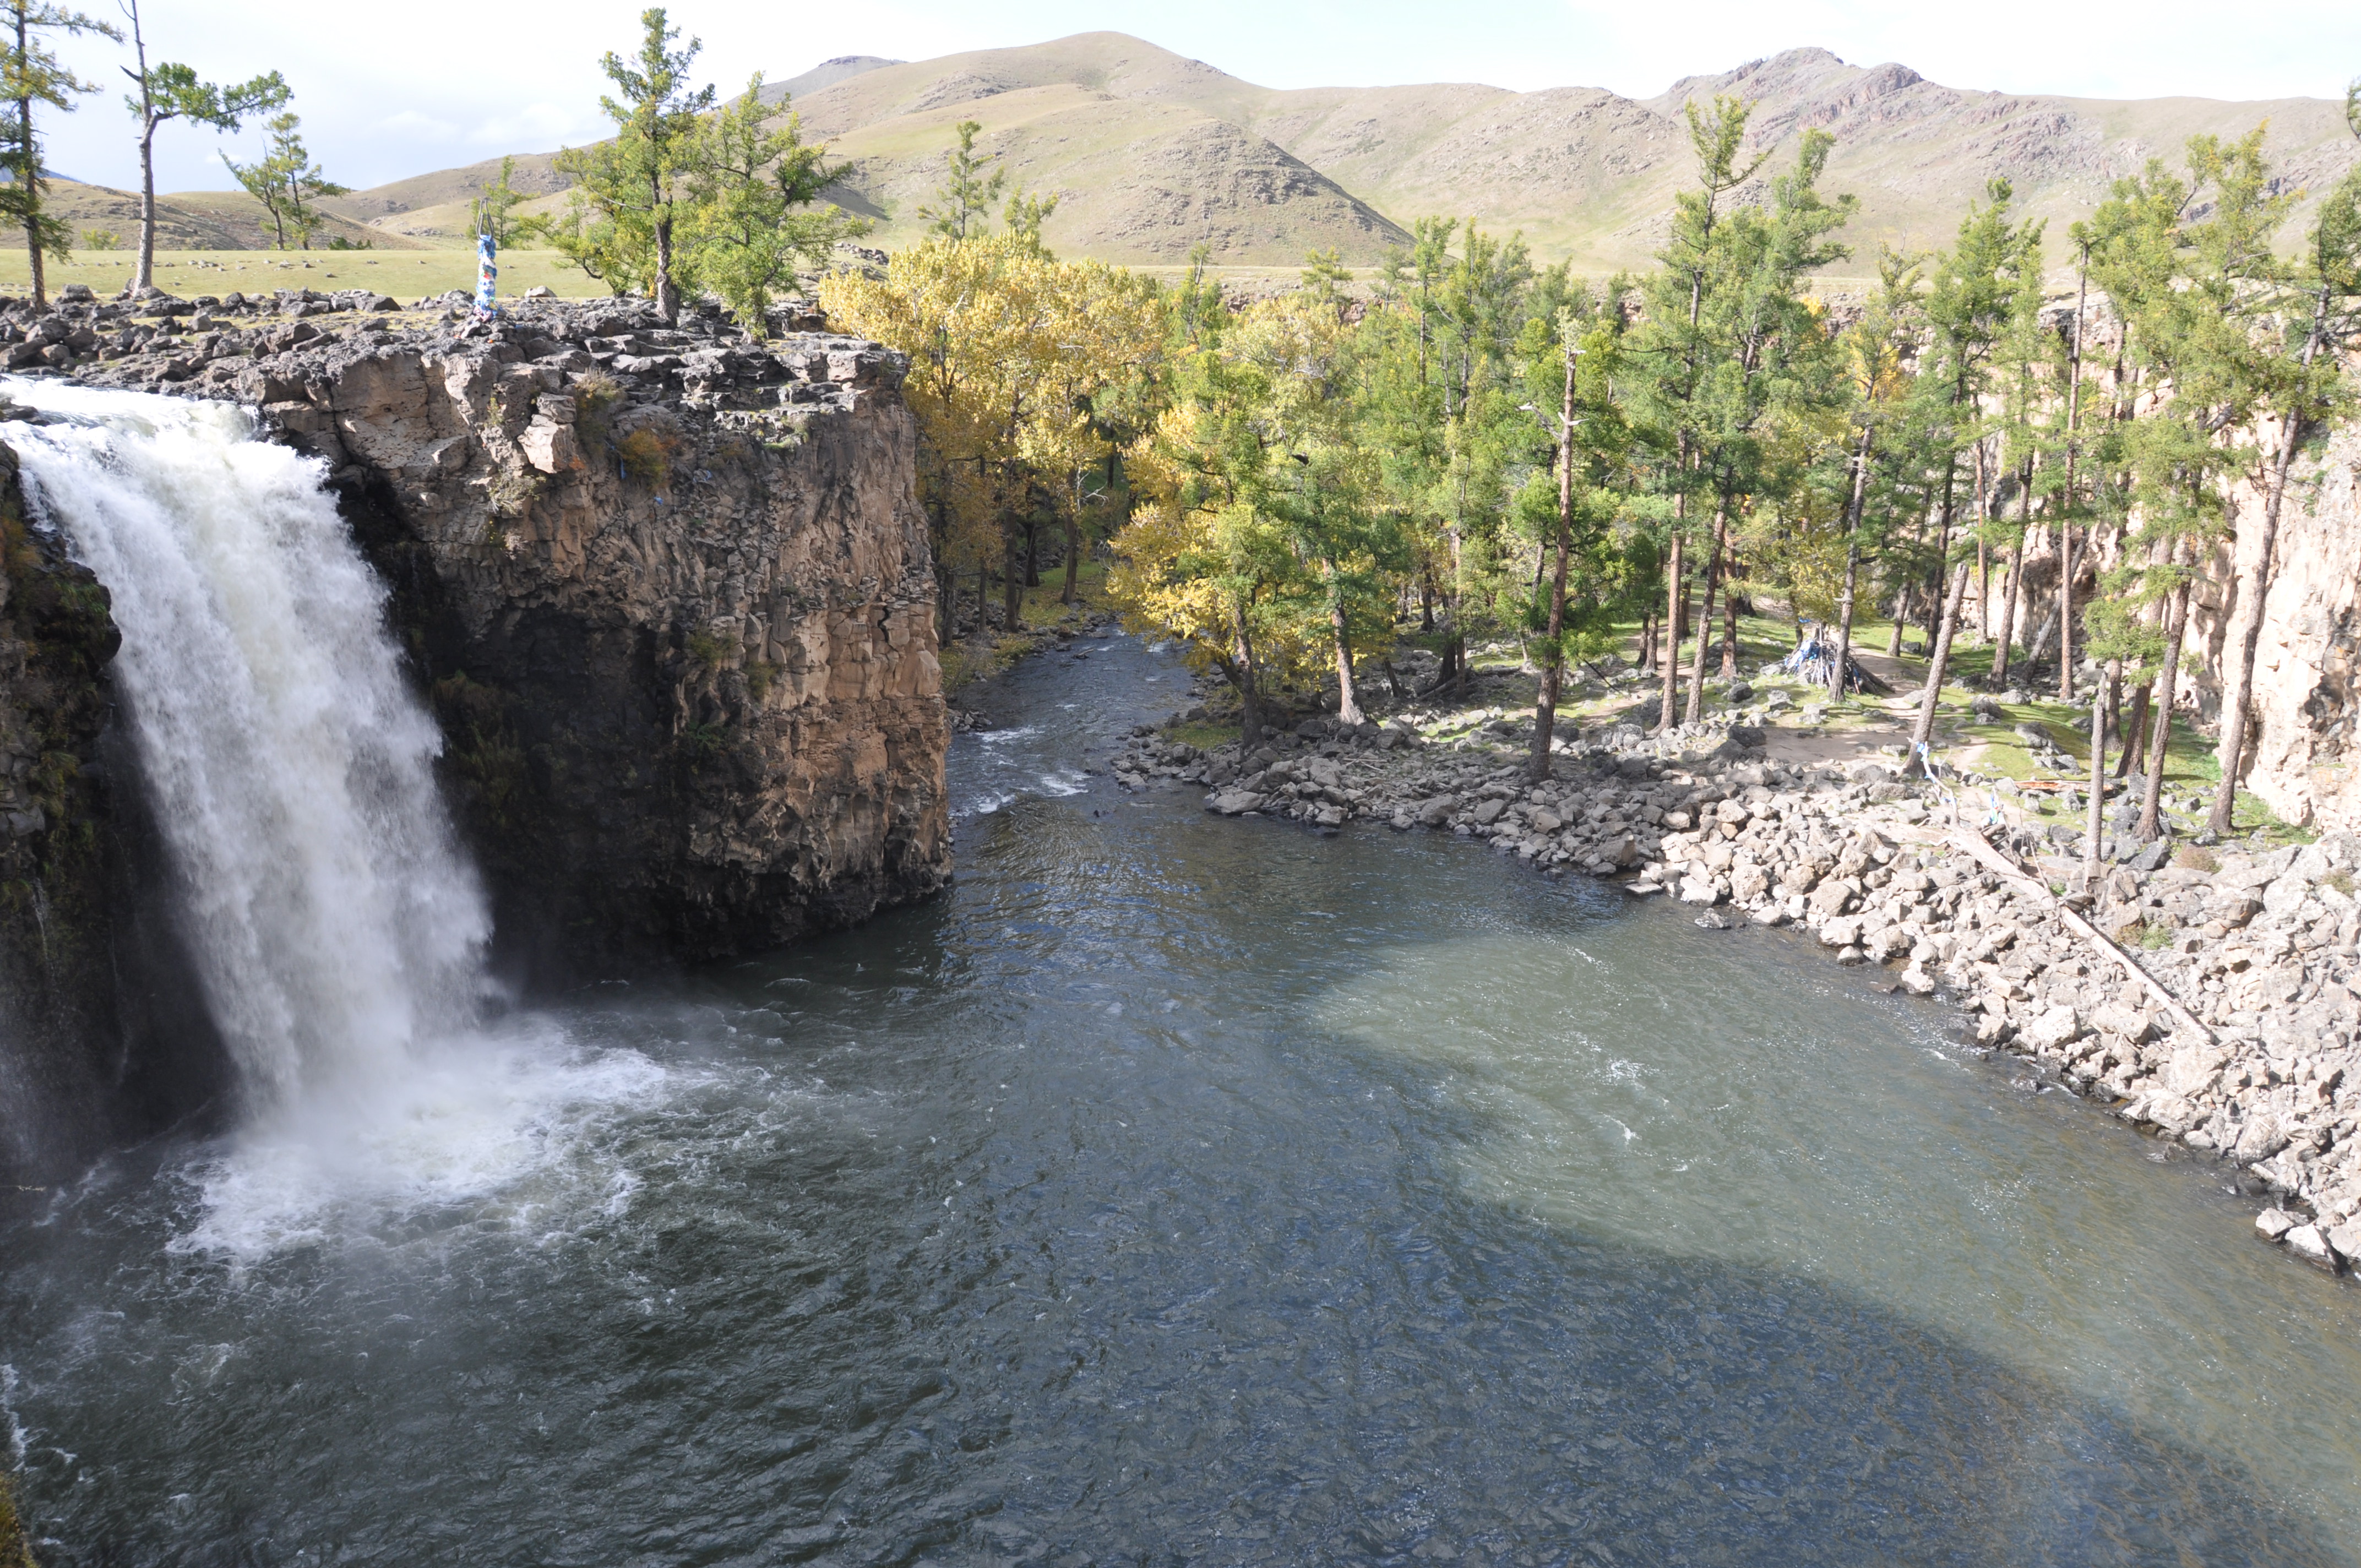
[11,282,950,978]
[0,444,122,1178]
[2189,414,2361,836]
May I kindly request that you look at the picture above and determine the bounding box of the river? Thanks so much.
[6,620,2361,1565]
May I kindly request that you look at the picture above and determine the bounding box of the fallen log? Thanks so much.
[1947,827,2217,1047]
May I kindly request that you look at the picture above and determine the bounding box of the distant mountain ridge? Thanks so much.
[303,34,2361,268]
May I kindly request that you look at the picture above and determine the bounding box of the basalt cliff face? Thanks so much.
[0,446,122,1178]
[146,292,954,976]
[0,286,950,1183]
[2193,416,2361,836]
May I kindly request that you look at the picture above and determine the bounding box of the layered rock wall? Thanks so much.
[0,445,121,1177]
[255,301,947,971]
[64,287,951,974]
[2186,416,2361,835]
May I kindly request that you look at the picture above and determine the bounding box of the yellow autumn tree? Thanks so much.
[819,233,1162,634]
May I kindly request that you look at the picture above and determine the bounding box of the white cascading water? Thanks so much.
[8,379,489,1104]
[7,379,658,1255]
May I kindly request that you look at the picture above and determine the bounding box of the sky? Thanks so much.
[39,0,2361,196]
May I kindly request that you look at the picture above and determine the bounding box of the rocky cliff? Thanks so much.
[0,444,121,1178]
[2189,412,2361,836]
[9,282,950,987]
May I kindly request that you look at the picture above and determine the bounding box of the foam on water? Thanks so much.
[5,379,661,1255]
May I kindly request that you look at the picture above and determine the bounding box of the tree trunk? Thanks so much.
[16,9,39,309]
[1718,533,1740,677]
[1992,530,2025,688]
[2083,657,2116,890]
[1328,569,1363,728]
[1683,496,1729,725]
[2116,682,2150,780]
[1001,521,1024,630]
[654,213,679,324]
[1023,515,1041,588]
[2209,297,2326,834]
[1531,362,1575,781]
[1831,537,1860,700]
[1908,558,1973,764]
[1830,425,1873,699]
[1231,613,1265,746]
[2057,252,2088,702]
[2137,576,2190,840]
[1060,502,1080,606]
[1638,613,1654,677]
[1658,530,1684,729]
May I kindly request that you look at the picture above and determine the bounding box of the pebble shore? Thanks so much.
[1105,702,2361,1276]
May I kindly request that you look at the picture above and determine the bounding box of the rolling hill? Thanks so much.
[136,33,2361,271]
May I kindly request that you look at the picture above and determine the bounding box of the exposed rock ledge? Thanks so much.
[18,284,951,977]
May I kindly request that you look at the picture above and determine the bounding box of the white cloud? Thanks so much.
[374,111,462,143]
[466,104,589,148]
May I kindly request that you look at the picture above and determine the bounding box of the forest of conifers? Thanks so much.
[818,86,2361,841]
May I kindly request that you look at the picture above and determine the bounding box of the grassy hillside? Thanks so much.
[784,32,2360,269]
[48,32,2361,274]
[37,177,426,253]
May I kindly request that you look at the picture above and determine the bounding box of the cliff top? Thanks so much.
[0,287,907,422]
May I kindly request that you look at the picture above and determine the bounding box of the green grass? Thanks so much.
[0,248,615,302]
[1169,720,1242,750]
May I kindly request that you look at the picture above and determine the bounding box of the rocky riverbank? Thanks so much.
[1109,699,2361,1276]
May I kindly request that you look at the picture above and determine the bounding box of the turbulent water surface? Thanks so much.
[4,395,2361,1564]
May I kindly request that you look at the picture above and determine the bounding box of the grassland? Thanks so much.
[0,248,610,301]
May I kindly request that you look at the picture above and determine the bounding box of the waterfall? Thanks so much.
[6,379,490,1115]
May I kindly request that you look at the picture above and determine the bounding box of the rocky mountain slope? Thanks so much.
[154,35,2361,269]
[760,33,2361,268]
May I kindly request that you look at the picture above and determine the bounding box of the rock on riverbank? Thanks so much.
[1109,714,2361,1273]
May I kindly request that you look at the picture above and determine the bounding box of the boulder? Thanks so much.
[2256,1208,2298,1241]
[1414,794,1457,827]
[2233,1113,2290,1163]
[1207,790,1265,816]
[2285,1224,2340,1269]
[2162,1042,2229,1098]
[1470,798,1508,826]
[2022,1005,2084,1053]
[1817,916,1863,949]
[2090,1003,2155,1044]
[1807,879,1854,918]
[2329,1221,2361,1264]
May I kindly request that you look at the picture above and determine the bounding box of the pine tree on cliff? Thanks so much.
[558,7,714,325]
[118,0,284,295]
[0,0,117,307]
[2206,83,2361,836]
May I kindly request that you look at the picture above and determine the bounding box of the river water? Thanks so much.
[7,627,2361,1564]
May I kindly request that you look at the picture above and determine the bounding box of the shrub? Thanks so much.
[614,425,678,488]
[573,372,624,445]
[686,630,731,669]
[2172,844,2219,873]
